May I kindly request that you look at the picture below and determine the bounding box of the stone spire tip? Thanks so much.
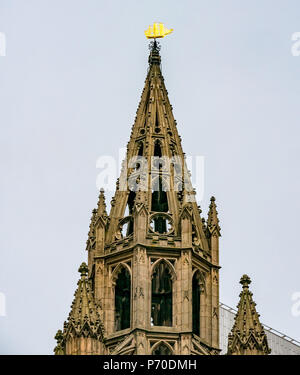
[207,195,221,234]
[148,40,161,65]
[97,188,107,216]
[240,274,251,288]
[78,262,88,278]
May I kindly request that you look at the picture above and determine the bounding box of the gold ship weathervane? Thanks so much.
[144,22,173,39]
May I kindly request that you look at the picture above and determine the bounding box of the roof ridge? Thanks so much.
[220,302,300,347]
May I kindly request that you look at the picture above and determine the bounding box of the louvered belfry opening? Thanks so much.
[192,272,201,336]
[151,262,172,326]
[151,140,169,234]
[115,267,131,331]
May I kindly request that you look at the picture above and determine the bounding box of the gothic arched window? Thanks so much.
[137,142,144,156]
[154,140,162,157]
[127,191,136,215]
[151,140,169,213]
[151,176,168,213]
[152,342,172,355]
[151,262,173,326]
[192,271,201,336]
[115,267,131,331]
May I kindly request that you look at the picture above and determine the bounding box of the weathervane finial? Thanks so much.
[144,23,173,39]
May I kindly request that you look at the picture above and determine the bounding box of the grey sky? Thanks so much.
[0,0,299,354]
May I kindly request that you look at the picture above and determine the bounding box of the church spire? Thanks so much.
[105,40,211,254]
[227,275,271,355]
[56,29,221,355]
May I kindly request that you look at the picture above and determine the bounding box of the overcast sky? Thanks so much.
[0,0,300,354]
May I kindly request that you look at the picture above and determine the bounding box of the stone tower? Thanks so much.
[54,41,221,355]
[227,275,271,355]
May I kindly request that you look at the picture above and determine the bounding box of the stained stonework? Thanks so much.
[55,41,223,355]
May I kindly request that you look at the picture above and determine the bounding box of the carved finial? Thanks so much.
[78,262,88,278]
[227,275,271,355]
[240,274,251,289]
[55,329,63,343]
[207,196,221,235]
[54,330,64,355]
[97,188,107,217]
[148,39,161,65]
[59,262,104,350]
[111,196,116,207]
[86,208,97,250]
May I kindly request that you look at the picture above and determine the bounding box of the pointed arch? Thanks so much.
[127,190,136,215]
[151,259,175,327]
[192,271,201,336]
[151,340,173,355]
[112,263,131,331]
[153,139,162,157]
[192,269,206,294]
[151,139,170,213]
[151,177,169,213]
[151,258,176,280]
[111,262,132,284]
[192,269,206,337]
[117,216,134,239]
